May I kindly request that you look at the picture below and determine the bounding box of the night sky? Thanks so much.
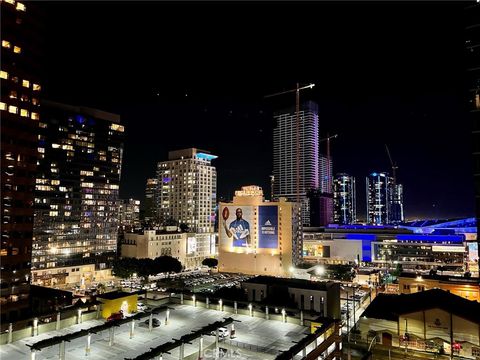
[42,1,475,220]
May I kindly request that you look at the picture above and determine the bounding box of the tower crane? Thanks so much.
[264,83,315,206]
[385,144,398,186]
[319,134,338,193]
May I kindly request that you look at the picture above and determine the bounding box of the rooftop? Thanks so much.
[97,291,138,300]
[362,289,480,323]
[399,272,480,284]
[244,276,335,292]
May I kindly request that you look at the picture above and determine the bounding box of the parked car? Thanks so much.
[211,327,229,338]
[107,310,124,322]
[137,302,148,311]
[144,318,161,327]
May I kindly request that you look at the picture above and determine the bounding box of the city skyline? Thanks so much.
[41,1,474,220]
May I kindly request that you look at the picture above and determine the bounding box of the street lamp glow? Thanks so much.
[315,265,325,276]
[289,266,294,273]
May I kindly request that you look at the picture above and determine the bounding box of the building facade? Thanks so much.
[121,227,216,269]
[1,0,43,322]
[466,2,480,259]
[273,101,319,226]
[359,290,480,359]
[156,148,217,233]
[366,172,392,225]
[333,173,356,225]
[143,178,158,224]
[118,198,140,227]
[31,101,124,286]
[218,186,302,275]
[242,276,341,319]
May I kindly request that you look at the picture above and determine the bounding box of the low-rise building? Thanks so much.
[121,227,216,269]
[96,291,138,319]
[398,272,480,301]
[242,276,341,319]
[358,289,480,359]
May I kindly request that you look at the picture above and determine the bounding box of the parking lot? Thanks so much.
[1,304,308,360]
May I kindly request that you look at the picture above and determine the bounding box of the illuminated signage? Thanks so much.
[258,206,278,249]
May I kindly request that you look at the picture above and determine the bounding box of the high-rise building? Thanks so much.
[390,183,405,223]
[273,101,319,226]
[143,178,158,224]
[333,173,356,224]
[366,172,392,225]
[118,199,141,227]
[156,148,217,233]
[31,100,124,286]
[1,0,43,322]
[466,2,480,253]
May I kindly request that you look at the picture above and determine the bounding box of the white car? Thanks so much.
[137,302,148,311]
[211,327,229,338]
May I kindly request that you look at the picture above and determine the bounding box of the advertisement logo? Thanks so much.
[258,206,278,249]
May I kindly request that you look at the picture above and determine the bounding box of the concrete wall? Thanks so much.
[0,310,99,345]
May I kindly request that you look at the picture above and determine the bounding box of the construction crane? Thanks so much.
[264,83,315,207]
[319,134,338,193]
[385,144,398,185]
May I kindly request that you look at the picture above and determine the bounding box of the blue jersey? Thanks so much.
[229,218,250,246]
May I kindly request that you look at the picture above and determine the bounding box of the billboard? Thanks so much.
[220,206,253,249]
[258,206,278,249]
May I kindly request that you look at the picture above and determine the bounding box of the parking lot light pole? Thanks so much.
[193,294,196,307]
[281,308,286,323]
[85,333,91,356]
[248,303,253,317]
[149,313,153,332]
[130,319,135,339]
[199,335,204,359]
[234,301,237,314]
[166,308,170,325]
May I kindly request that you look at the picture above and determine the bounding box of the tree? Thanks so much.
[112,258,137,279]
[328,264,356,282]
[153,256,183,275]
[391,263,403,277]
[202,258,218,268]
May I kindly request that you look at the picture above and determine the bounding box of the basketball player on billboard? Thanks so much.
[222,207,251,247]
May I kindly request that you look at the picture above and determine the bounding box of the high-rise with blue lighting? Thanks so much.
[366,172,392,225]
[273,101,319,226]
[156,148,217,233]
[333,173,356,224]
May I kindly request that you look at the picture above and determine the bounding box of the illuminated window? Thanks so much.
[0,102,6,111]
[0,70,8,79]
[110,123,125,132]
[13,46,21,54]
[31,112,39,120]
[32,83,41,91]
[22,79,29,88]
[32,98,39,105]
[4,0,16,5]
[9,91,17,99]
[2,40,11,48]
[21,94,29,102]
[16,2,26,11]
[39,122,47,128]
[20,109,29,117]
[11,76,18,83]
[8,105,18,114]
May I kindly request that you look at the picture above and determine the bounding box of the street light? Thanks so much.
[315,265,325,276]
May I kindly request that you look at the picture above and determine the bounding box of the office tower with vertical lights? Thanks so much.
[273,101,319,226]
[1,0,43,322]
[118,199,141,227]
[333,173,356,225]
[156,148,217,233]
[143,178,158,224]
[31,100,124,286]
[366,172,392,225]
